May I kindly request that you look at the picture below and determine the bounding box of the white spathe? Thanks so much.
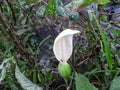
[53,29,80,63]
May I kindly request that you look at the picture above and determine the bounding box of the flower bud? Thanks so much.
[58,62,71,78]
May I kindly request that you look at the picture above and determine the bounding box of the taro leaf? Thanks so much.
[75,72,98,90]
[56,0,79,21]
[110,76,120,90]
[36,5,46,18]
[45,0,56,15]
[15,65,43,90]
[0,58,12,82]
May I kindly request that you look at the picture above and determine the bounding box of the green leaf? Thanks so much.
[0,58,13,81]
[75,72,98,90]
[110,77,120,90]
[80,0,96,8]
[5,44,14,55]
[15,65,43,90]
[115,30,120,36]
[36,5,46,18]
[0,38,5,50]
[80,0,110,8]
[56,0,79,21]
[64,0,83,9]
[33,66,37,84]
[18,0,30,9]
[94,16,113,70]
[45,0,56,15]
[97,0,110,5]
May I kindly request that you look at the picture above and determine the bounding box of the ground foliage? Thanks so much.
[0,0,120,90]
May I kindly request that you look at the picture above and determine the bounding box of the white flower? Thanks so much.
[53,29,80,63]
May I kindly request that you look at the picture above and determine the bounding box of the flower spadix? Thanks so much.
[53,29,80,78]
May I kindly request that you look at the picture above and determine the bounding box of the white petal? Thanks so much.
[53,29,80,63]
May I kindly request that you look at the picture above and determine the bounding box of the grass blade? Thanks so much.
[94,16,113,70]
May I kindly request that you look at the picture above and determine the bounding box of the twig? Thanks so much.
[75,57,89,66]
[0,9,35,67]
[0,9,16,39]
[0,2,3,12]
[6,0,16,24]
[75,38,100,67]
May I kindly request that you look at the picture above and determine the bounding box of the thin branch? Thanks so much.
[0,9,35,67]
[6,0,16,24]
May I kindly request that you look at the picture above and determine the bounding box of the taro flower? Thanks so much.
[53,29,80,78]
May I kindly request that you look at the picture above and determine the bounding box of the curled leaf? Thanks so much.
[53,29,80,63]
[0,58,12,82]
[15,65,43,90]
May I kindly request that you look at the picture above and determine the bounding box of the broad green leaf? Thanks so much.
[56,0,80,21]
[75,72,98,90]
[15,65,43,90]
[110,76,120,90]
